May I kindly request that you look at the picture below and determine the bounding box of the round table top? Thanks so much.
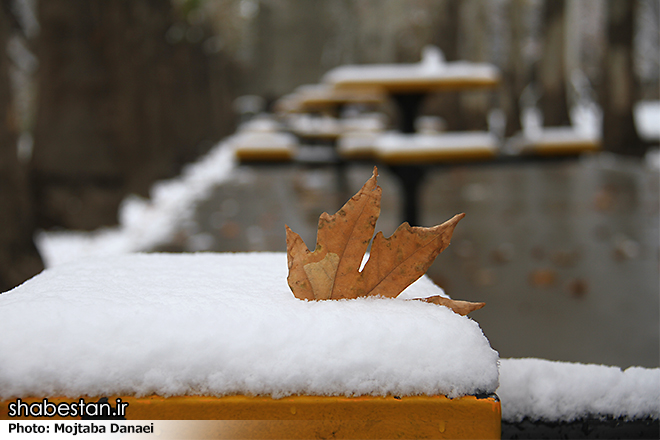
[323,61,500,93]
[277,84,386,113]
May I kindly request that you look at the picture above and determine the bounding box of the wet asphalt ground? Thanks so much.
[180,153,658,369]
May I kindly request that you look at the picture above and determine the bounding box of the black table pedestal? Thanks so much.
[389,92,428,226]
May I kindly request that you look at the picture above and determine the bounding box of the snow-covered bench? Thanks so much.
[231,117,299,162]
[0,253,501,438]
[509,127,601,157]
[3,254,658,437]
[283,84,385,114]
[338,131,499,163]
[373,131,499,164]
[498,358,659,438]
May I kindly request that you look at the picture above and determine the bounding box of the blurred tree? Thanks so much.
[456,0,490,131]
[250,0,335,99]
[31,0,236,230]
[424,0,490,132]
[537,0,571,127]
[424,0,463,131]
[502,0,529,137]
[600,0,645,156]
[0,2,43,292]
[430,0,459,63]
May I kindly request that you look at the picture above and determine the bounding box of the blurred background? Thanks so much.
[0,0,658,368]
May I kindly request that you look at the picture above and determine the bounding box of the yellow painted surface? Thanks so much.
[527,140,601,156]
[338,149,377,160]
[291,130,342,141]
[1,394,501,439]
[378,147,497,164]
[298,92,385,110]
[334,77,500,93]
[235,148,296,162]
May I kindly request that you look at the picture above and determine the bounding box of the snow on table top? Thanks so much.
[0,252,499,400]
[322,46,499,88]
[519,126,601,146]
[498,358,660,422]
[323,62,499,84]
[375,131,498,152]
[231,131,299,151]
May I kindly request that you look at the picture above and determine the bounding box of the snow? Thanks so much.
[231,129,299,157]
[5,253,658,420]
[293,84,384,106]
[338,131,379,159]
[338,131,499,162]
[6,254,657,421]
[508,122,601,156]
[635,100,660,142]
[322,46,499,87]
[35,141,237,268]
[374,131,498,162]
[340,113,387,133]
[236,115,284,133]
[497,358,660,422]
[517,100,659,154]
[0,252,499,400]
[285,113,343,138]
[25,72,659,421]
[232,115,298,157]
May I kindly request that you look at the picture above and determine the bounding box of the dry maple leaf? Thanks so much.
[285,167,484,316]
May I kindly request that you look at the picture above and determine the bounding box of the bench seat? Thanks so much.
[232,132,298,162]
[374,131,499,164]
[511,128,601,156]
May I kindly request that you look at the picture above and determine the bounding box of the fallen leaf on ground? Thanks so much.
[286,167,484,315]
[529,268,557,287]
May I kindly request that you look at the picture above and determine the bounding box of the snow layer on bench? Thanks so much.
[0,252,499,400]
[498,358,660,422]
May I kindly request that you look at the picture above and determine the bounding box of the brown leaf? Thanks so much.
[359,214,464,298]
[415,296,485,316]
[286,167,484,314]
[286,167,381,299]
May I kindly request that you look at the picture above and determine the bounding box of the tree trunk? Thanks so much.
[424,0,491,132]
[423,0,463,132]
[32,0,235,230]
[537,0,571,127]
[251,0,334,98]
[425,0,492,132]
[600,0,645,156]
[0,4,43,292]
[456,0,490,131]
[502,0,528,137]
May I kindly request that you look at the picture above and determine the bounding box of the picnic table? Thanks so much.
[275,83,385,118]
[322,46,500,134]
[323,46,501,225]
[236,47,600,226]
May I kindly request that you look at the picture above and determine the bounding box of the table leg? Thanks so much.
[389,93,426,224]
[391,93,425,134]
[389,165,426,226]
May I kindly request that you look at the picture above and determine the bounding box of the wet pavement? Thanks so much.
[182,154,659,369]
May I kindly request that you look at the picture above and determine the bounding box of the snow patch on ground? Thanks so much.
[35,142,236,268]
[636,101,660,142]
